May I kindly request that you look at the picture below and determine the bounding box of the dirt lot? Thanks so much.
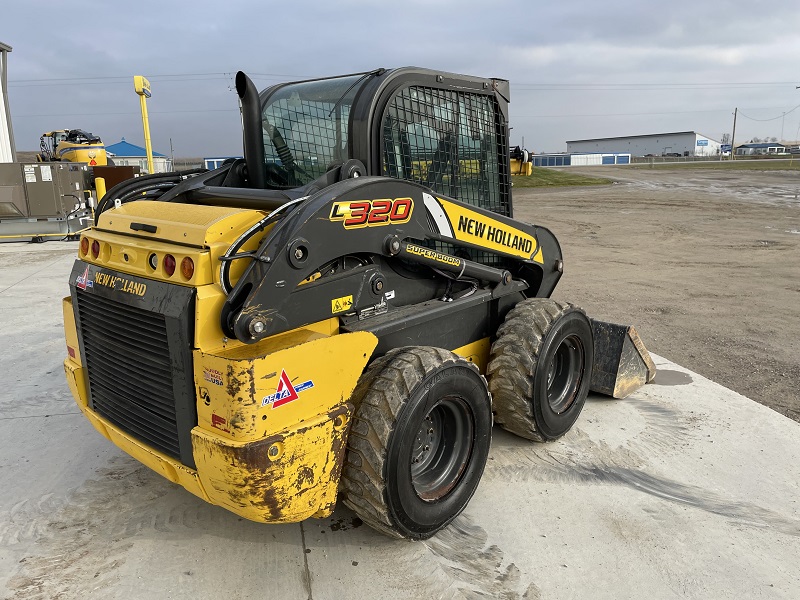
[513,166,800,421]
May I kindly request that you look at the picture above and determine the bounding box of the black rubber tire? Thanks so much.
[341,346,492,540]
[487,299,593,442]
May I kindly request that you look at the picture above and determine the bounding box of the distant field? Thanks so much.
[631,158,800,171]
[512,166,613,187]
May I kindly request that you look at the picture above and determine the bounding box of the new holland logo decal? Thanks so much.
[261,370,314,408]
[76,265,94,290]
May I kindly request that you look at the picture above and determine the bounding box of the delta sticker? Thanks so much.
[261,370,314,408]
[76,265,94,290]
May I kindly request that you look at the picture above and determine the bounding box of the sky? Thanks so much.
[3,1,800,157]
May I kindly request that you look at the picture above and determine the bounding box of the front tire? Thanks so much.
[488,299,593,442]
[341,347,492,540]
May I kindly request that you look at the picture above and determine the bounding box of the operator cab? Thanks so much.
[243,68,512,219]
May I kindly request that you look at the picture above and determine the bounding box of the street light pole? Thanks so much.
[731,107,738,161]
[134,76,154,174]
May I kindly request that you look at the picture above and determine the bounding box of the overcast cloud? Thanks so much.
[3,1,800,157]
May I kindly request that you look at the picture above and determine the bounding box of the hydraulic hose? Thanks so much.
[94,168,206,224]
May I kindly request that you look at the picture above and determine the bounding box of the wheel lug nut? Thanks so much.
[424,445,430,451]
[428,428,434,434]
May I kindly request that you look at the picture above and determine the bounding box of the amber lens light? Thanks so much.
[180,257,194,279]
[80,237,89,256]
[163,254,176,276]
[91,240,100,259]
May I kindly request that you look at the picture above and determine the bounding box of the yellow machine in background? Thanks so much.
[37,129,108,166]
[510,145,533,176]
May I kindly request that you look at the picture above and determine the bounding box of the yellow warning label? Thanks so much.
[331,295,354,314]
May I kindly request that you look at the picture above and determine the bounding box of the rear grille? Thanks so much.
[76,291,181,460]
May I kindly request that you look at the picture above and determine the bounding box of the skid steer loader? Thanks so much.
[63,67,654,539]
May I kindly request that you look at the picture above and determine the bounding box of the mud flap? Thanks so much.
[590,320,656,399]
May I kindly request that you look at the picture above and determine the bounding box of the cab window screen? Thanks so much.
[381,86,509,217]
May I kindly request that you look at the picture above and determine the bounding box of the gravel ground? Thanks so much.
[513,166,800,421]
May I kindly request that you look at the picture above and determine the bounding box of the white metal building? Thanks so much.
[566,131,722,157]
[1,41,16,163]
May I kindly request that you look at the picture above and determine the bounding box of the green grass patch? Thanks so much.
[512,167,613,187]
[630,158,800,171]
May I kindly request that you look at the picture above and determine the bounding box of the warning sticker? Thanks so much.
[24,166,37,183]
[40,165,53,182]
[331,294,354,314]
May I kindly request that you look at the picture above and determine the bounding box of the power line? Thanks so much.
[738,102,800,122]
[9,72,798,89]
[513,81,798,88]
[513,108,734,118]
[8,71,314,87]
[13,108,239,118]
[8,72,231,83]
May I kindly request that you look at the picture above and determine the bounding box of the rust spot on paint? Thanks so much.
[228,411,247,432]
[248,364,256,405]
[195,403,356,523]
[226,364,245,397]
[296,466,315,488]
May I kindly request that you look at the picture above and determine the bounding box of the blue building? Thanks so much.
[735,142,788,156]
[106,138,172,173]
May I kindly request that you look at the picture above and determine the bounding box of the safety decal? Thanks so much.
[76,264,94,290]
[261,370,314,408]
[203,367,224,386]
[331,294,354,314]
[329,197,413,229]
[211,414,230,433]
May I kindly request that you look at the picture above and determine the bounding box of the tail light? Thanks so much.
[91,240,100,259]
[180,257,194,280]
[80,237,89,256]
[163,254,176,277]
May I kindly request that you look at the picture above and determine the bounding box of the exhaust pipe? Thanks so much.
[235,71,266,189]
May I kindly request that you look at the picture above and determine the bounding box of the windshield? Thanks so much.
[260,74,369,187]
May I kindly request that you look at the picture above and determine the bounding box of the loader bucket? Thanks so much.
[590,320,656,399]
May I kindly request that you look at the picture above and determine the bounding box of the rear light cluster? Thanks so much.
[79,236,104,260]
[148,252,194,281]
[79,235,195,281]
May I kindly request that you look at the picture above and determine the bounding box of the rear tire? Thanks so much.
[487,299,593,442]
[341,347,492,540]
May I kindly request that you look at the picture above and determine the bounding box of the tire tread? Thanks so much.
[341,346,485,539]
[488,299,584,442]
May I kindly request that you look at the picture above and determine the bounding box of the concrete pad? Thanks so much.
[1,242,799,599]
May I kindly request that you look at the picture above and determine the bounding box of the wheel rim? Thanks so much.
[410,397,474,502]
[546,334,585,414]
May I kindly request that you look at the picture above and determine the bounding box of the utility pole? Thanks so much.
[731,107,738,161]
[781,112,786,142]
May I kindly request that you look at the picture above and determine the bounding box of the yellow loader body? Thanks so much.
[63,202,380,522]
